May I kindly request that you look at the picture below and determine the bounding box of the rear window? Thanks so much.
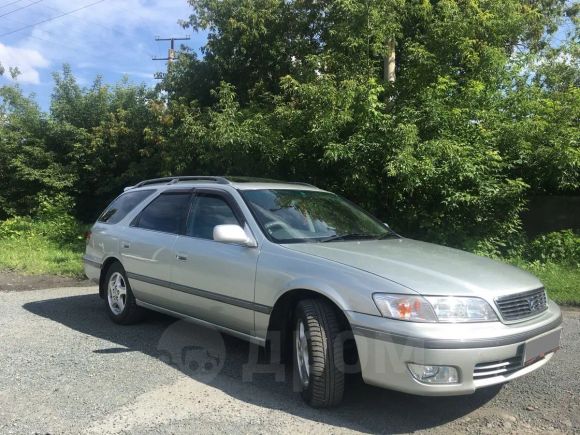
[98,190,154,224]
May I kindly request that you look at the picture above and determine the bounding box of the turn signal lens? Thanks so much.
[372,294,437,322]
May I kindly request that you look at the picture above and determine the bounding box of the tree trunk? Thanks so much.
[384,38,396,83]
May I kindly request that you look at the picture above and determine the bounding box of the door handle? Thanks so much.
[121,241,131,249]
[176,254,188,261]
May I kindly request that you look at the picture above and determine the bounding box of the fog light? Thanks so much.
[407,363,459,384]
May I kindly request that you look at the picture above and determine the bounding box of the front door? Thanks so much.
[171,190,259,335]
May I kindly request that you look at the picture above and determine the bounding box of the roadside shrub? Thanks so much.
[0,194,84,247]
[0,216,35,240]
[526,230,580,266]
[35,194,84,245]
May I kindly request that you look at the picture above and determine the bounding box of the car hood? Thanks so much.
[282,238,542,297]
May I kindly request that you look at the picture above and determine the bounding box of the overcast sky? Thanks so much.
[0,0,205,110]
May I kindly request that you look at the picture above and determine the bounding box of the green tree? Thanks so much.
[165,0,577,251]
[45,66,167,220]
[1,1,577,255]
[0,85,72,219]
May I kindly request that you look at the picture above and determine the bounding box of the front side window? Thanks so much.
[134,192,191,234]
[98,190,154,224]
[242,189,393,243]
[186,194,241,240]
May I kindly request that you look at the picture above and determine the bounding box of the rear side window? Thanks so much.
[98,190,154,224]
[134,192,191,234]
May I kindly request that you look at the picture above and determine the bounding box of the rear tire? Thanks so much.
[104,262,144,325]
[293,298,345,408]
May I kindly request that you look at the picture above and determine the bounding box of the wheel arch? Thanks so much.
[266,287,358,364]
[99,255,123,299]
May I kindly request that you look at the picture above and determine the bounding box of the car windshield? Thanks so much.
[242,189,395,243]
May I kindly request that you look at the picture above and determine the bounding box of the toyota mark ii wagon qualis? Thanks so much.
[83,176,562,408]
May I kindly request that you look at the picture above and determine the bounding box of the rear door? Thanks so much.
[121,190,192,309]
[171,189,259,334]
[86,189,155,275]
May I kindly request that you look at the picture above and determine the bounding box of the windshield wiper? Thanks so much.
[320,233,378,243]
[377,232,400,240]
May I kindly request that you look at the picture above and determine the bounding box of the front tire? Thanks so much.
[293,299,345,408]
[104,262,144,324]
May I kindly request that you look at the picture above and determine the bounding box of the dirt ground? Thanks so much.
[0,270,92,291]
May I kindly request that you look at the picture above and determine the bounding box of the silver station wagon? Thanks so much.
[84,176,562,408]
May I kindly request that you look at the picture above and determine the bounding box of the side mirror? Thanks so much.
[213,224,257,247]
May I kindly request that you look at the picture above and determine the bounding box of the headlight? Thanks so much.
[373,294,498,323]
[424,296,498,322]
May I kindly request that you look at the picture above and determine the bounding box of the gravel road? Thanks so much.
[0,286,578,434]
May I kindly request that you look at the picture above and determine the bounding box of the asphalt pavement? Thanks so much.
[0,286,578,434]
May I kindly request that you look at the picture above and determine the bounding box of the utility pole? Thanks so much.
[153,35,190,79]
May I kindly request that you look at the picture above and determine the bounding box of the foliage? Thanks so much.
[0,234,84,277]
[163,0,578,252]
[508,258,580,306]
[0,196,86,277]
[0,86,73,220]
[0,0,578,258]
[0,196,84,245]
[45,66,169,221]
[526,230,580,265]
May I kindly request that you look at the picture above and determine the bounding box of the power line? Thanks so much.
[0,14,86,52]
[0,0,29,11]
[0,0,43,19]
[37,1,122,36]
[0,0,106,38]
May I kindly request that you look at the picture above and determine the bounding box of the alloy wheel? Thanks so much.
[108,272,127,315]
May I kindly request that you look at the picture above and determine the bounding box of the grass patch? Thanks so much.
[0,236,84,277]
[0,214,86,278]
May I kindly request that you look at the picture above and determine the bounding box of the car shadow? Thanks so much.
[23,293,501,433]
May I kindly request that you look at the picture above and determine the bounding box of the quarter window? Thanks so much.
[135,192,191,234]
[98,190,154,224]
[186,194,241,240]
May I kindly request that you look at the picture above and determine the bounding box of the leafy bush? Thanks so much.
[0,194,84,247]
[35,194,84,245]
[508,257,580,305]
[0,195,86,277]
[0,215,35,240]
[527,230,580,266]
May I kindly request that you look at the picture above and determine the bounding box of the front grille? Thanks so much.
[495,288,547,321]
[474,355,523,379]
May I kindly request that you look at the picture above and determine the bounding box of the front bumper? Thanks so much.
[347,300,562,395]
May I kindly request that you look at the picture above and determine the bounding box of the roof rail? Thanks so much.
[123,175,319,191]
[223,176,317,188]
[124,176,230,191]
